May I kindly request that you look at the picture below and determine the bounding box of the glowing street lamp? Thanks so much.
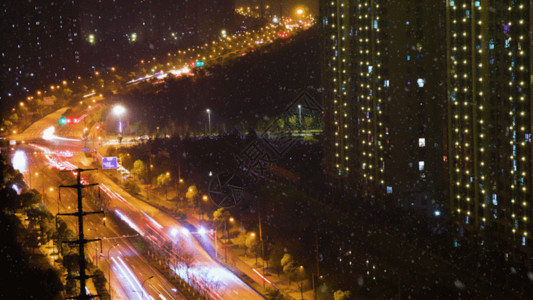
[206,109,211,135]
[298,104,302,127]
[113,105,126,135]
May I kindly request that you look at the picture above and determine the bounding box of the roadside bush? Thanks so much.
[123,180,140,194]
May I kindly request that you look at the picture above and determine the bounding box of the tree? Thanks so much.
[276,118,285,130]
[25,229,41,254]
[304,116,314,129]
[92,269,108,297]
[63,253,80,274]
[106,146,117,156]
[20,189,41,209]
[186,185,198,207]
[269,245,285,276]
[233,232,248,253]
[9,113,19,124]
[213,208,231,227]
[63,88,73,97]
[288,115,296,128]
[156,173,171,188]
[180,250,195,283]
[157,173,172,200]
[131,160,147,181]
[334,290,352,300]
[281,253,297,286]
[123,179,140,194]
[0,187,21,212]
[119,153,133,170]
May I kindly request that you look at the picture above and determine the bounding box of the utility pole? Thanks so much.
[257,197,265,278]
[58,168,103,300]
[176,157,182,209]
[314,230,320,300]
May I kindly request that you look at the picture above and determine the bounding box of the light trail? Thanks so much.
[142,211,164,229]
[115,209,144,236]
[42,126,81,142]
[111,257,144,300]
[12,150,28,173]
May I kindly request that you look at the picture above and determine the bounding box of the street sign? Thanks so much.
[102,156,118,169]
[9,140,16,146]
[82,147,90,152]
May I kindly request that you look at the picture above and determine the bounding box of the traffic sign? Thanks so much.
[102,156,118,169]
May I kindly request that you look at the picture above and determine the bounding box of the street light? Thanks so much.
[297,104,302,128]
[165,172,170,201]
[222,216,235,263]
[141,275,155,300]
[206,109,211,135]
[113,105,126,136]
[107,243,119,299]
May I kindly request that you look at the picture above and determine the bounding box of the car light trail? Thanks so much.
[142,211,164,229]
[42,126,81,141]
[112,256,146,300]
[252,268,280,289]
[115,209,144,236]
[12,150,28,173]
[100,184,137,210]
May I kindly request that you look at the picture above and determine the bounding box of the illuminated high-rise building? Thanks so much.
[320,0,447,215]
[446,0,532,250]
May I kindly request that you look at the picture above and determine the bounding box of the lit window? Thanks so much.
[384,80,389,87]
[418,161,425,171]
[417,78,425,87]
[386,186,392,194]
[418,138,426,147]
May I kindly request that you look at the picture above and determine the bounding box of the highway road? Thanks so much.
[18,143,186,300]
[10,103,263,299]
